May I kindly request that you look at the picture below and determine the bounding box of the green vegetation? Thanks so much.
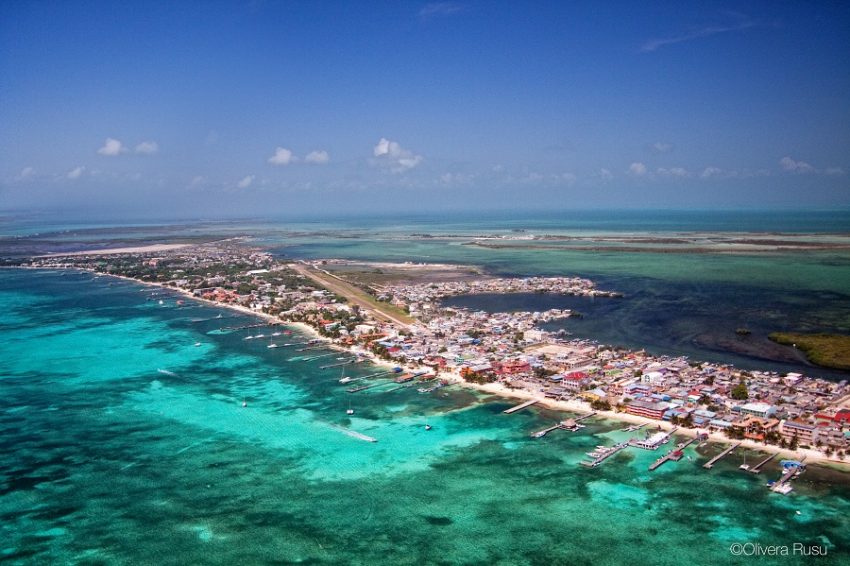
[768,332,850,370]
[730,379,749,400]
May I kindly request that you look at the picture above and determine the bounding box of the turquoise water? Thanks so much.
[2,269,850,564]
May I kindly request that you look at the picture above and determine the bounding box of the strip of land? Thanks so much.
[288,261,416,328]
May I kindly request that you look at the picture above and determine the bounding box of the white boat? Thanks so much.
[339,376,353,384]
[194,342,201,347]
[425,424,432,431]
[267,343,278,349]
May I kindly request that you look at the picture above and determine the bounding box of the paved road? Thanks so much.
[288,262,415,329]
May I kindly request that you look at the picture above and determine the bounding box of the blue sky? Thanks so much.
[1,1,848,218]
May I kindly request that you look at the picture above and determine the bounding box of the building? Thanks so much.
[737,402,776,419]
[780,420,817,445]
[625,399,669,420]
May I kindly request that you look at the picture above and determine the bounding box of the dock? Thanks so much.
[703,442,741,469]
[320,358,358,369]
[580,442,629,467]
[347,382,385,393]
[531,415,594,438]
[531,423,562,438]
[503,399,540,414]
[649,438,696,471]
[222,322,274,331]
[748,453,777,474]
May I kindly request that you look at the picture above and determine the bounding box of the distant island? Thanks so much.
[769,332,850,370]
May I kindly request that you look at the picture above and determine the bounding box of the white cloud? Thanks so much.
[268,147,296,166]
[419,2,464,18]
[657,166,690,177]
[779,156,815,174]
[641,16,763,52]
[305,150,329,164]
[16,166,35,180]
[825,167,845,176]
[135,141,159,154]
[237,175,255,188]
[651,142,673,153]
[373,138,423,172]
[700,166,723,178]
[628,162,647,176]
[67,166,85,179]
[97,137,126,156]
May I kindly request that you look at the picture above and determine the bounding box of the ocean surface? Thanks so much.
[1,268,850,565]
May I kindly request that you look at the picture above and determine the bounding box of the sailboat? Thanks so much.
[346,400,354,416]
[739,452,750,471]
[338,364,353,384]
[267,337,278,348]
[425,423,432,431]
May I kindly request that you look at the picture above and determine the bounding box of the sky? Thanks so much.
[1,1,849,219]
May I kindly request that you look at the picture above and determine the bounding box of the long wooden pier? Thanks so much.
[649,437,696,471]
[320,358,357,369]
[748,453,777,474]
[703,442,740,469]
[503,399,540,414]
[581,442,629,467]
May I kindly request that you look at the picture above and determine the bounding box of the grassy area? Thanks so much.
[290,264,416,326]
[768,332,850,370]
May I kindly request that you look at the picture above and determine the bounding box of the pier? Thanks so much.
[222,322,274,331]
[703,442,741,469]
[747,453,777,474]
[581,442,629,467]
[320,358,358,369]
[649,438,696,471]
[531,414,595,438]
[503,399,540,414]
[629,427,679,450]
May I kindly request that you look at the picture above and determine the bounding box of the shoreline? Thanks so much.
[12,266,849,471]
[442,373,849,469]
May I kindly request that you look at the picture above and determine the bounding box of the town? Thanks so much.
[24,241,850,465]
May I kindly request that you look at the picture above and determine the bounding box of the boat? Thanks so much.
[158,300,164,305]
[425,424,432,431]
[267,343,278,348]
[216,313,223,319]
[338,364,351,384]
[242,400,247,408]
[194,342,201,347]
[346,400,354,415]
[796,510,802,515]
